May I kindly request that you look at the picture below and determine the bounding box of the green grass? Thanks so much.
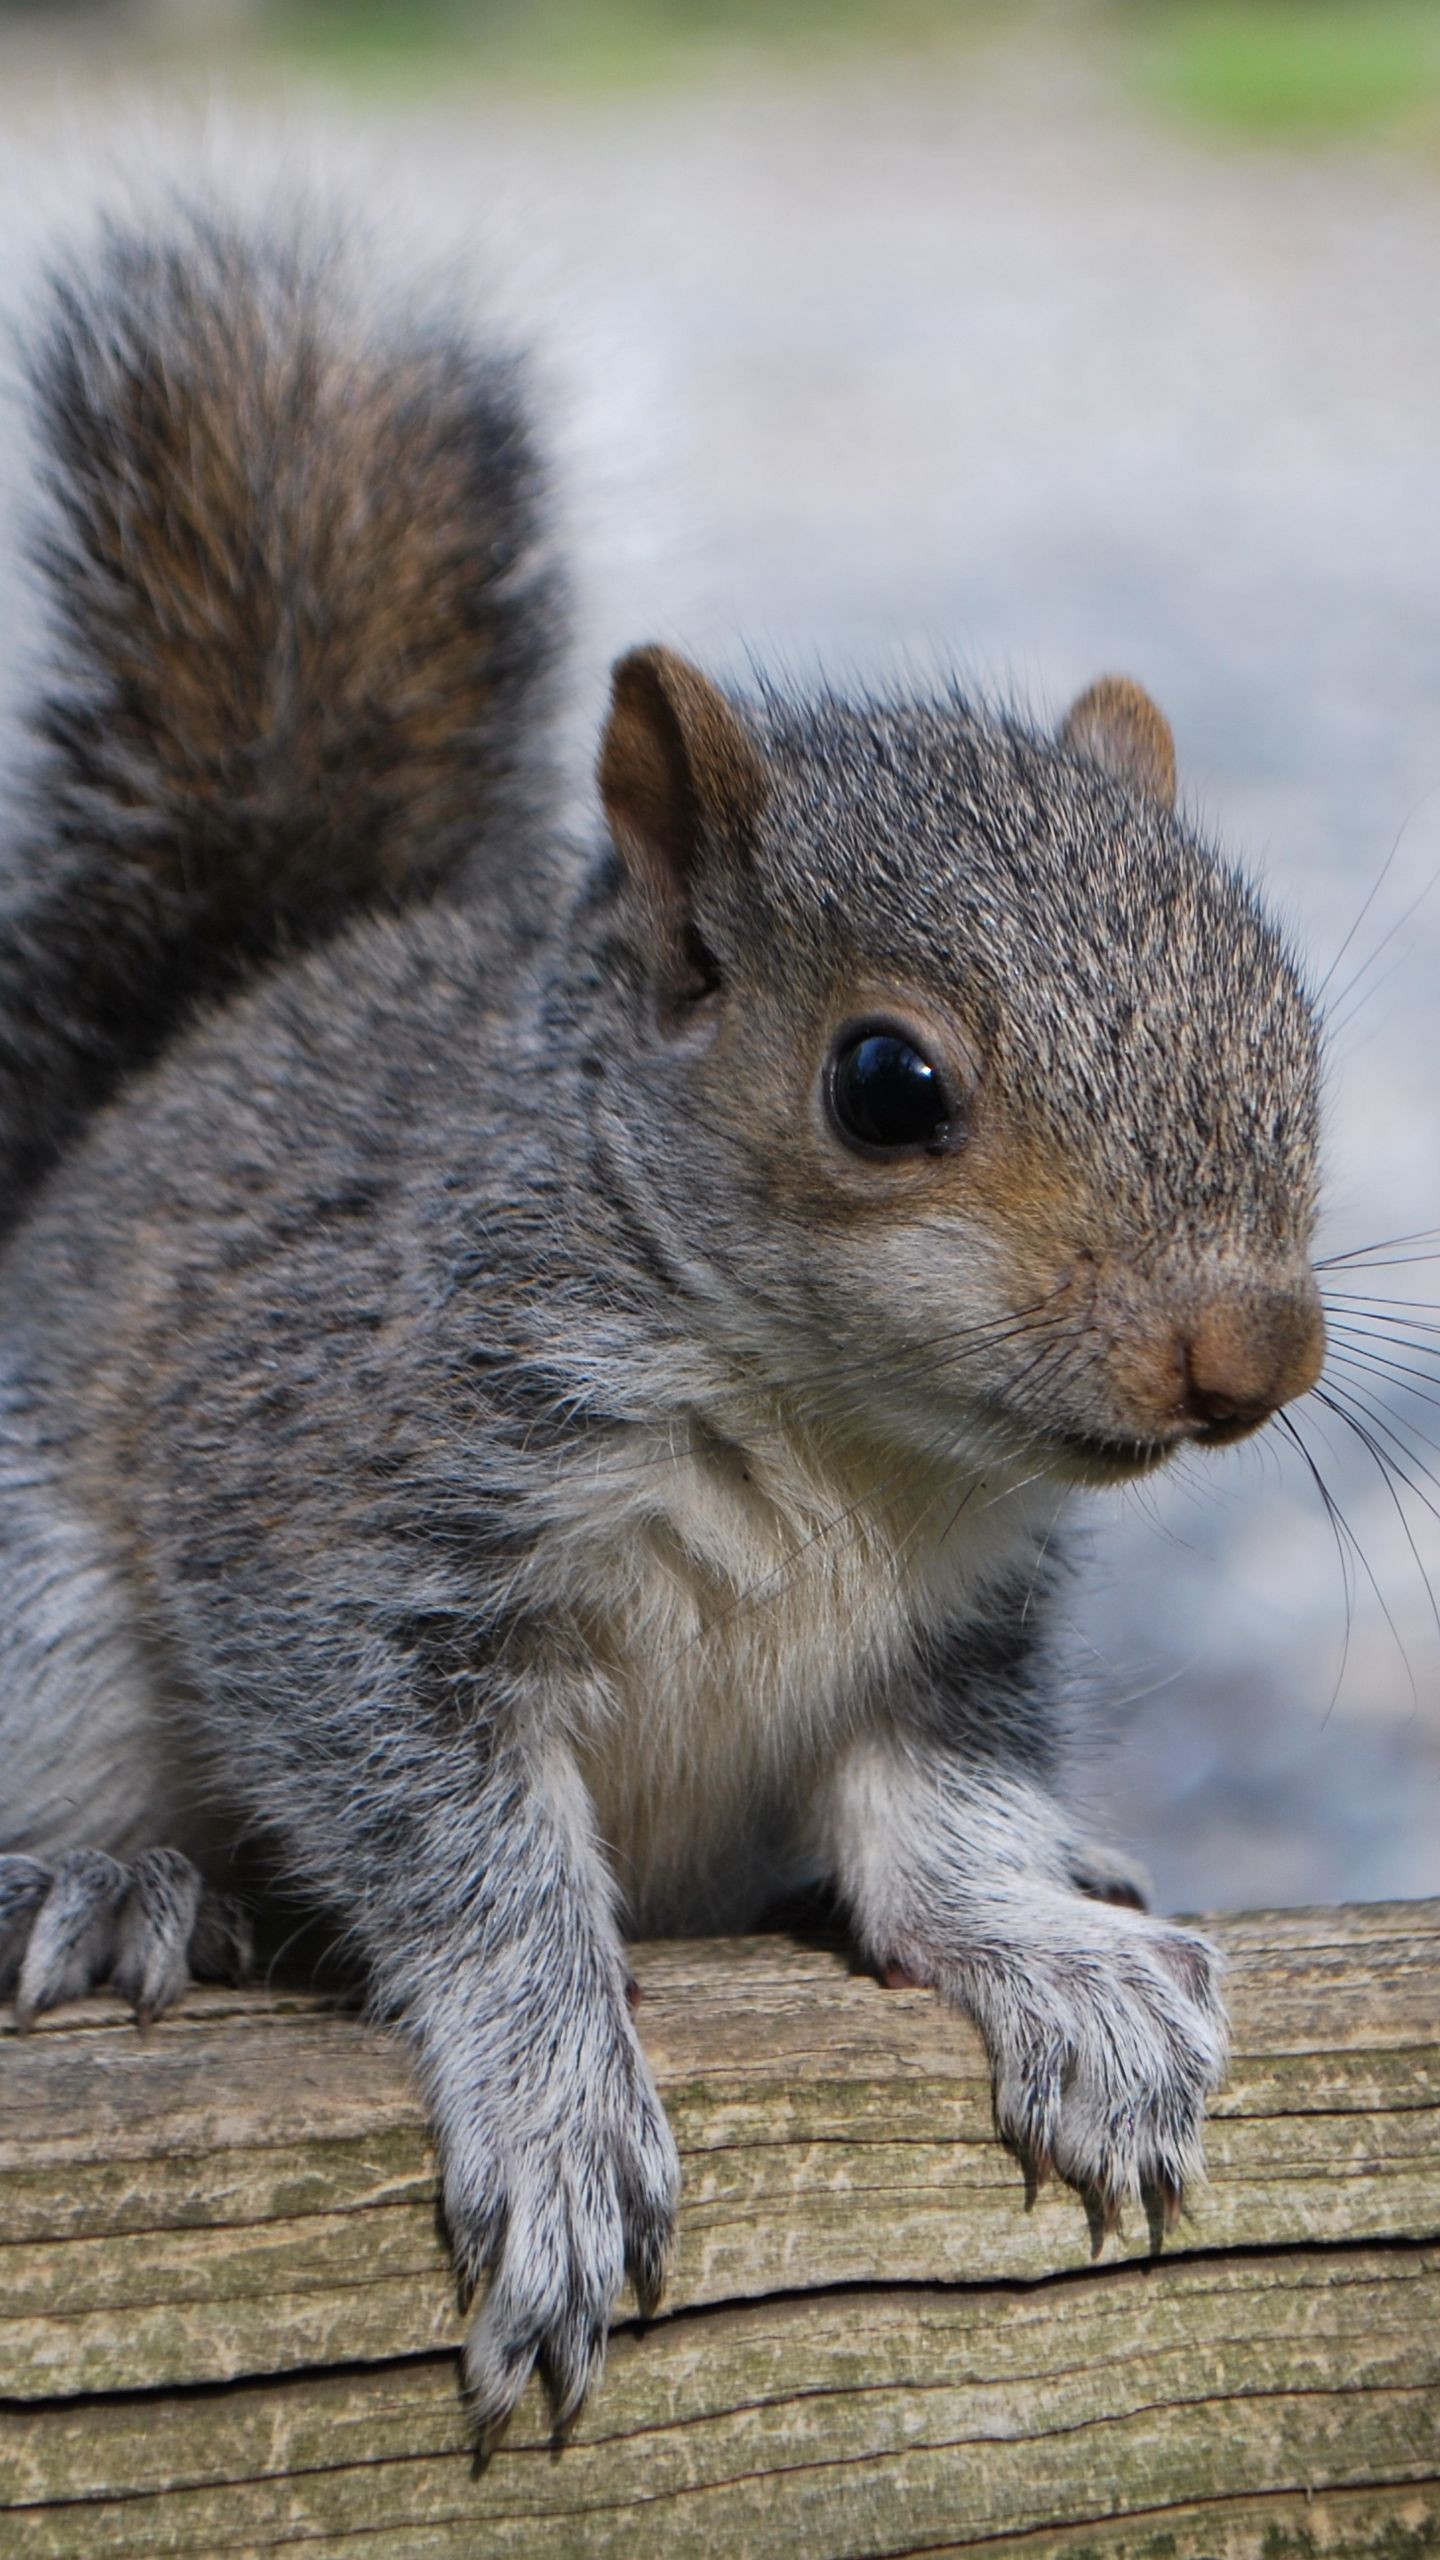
[262,0,1001,96]
[101,0,1440,142]
[1140,3,1440,144]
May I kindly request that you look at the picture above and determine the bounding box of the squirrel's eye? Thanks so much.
[828,1024,952,1156]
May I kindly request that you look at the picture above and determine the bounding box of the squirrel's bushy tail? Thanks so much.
[0,205,565,1224]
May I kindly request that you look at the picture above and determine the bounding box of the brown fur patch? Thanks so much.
[76,289,517,895]
[1059,676,1177,810]
[35,217,561,947]
[600,646,769,928]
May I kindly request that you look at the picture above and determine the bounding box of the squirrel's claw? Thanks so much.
[1066,1838,1153,1912]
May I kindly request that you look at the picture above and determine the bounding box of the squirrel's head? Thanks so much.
[595,645,1324,1487]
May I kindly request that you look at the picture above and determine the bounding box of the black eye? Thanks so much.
[828,1024,953,1156]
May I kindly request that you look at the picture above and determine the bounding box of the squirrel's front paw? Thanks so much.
[0,1846,250,2026]
[944,1896,1227,2232]
[443,2039,681,2449]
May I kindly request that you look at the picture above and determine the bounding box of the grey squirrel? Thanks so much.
[0,203,1326,2444]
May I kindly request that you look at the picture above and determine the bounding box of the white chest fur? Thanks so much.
[544,1410,1057,1931]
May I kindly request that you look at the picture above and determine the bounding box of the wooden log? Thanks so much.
[1,1901,1437,2556]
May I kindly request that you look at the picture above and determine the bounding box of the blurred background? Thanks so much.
[2,1,1439,1915]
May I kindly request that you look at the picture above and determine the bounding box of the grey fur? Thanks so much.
[0,204,1323,2441]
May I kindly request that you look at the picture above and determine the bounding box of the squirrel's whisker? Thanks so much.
[1019,1492,1071,1629]
[1318,787,1440,1022]
[1324,955,1411,1053]
[1313,815,1411,1006]
[1314,1379,1440,1519]
[765,1309,1076,1445]
[1300,1399,1423,1707]
[777,1290,1076,1417]
[1309,1387,1440,1661]
[1338,1335,1440,1377]
[1323,1338,1440,1420]
[1324,1312,1440,1355]
[1276,1411,1361,1718]
[1323,1308,1440,1348]
[1313,781,1440,1009]
[1323,1287,1440,1314]
[1316,1230,1440,1269]
[1322,1341,1440,1382]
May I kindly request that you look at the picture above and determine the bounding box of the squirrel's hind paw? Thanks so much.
[0,1847,251,2027]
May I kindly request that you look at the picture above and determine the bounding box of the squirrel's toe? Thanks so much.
[3,1844,249,2025]
[12,1849,128,2026]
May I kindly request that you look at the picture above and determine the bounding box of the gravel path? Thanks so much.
[3,40,1439,1907]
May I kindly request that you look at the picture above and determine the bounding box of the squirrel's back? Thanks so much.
[0,205,565,1227]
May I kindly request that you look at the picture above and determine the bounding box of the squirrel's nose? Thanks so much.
[1179,1286,1326,1442]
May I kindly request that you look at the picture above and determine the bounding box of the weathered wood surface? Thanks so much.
[1,1900,1437,2556]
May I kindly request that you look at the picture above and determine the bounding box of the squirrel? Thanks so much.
[0,201,1326,2445]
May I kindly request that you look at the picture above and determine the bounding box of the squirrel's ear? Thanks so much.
[599,646,769,931]
[1058,676,1177,811]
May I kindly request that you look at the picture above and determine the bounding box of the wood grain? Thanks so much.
[2,1901,1437,2555]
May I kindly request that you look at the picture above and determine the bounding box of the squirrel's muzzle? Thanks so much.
[1175,1281,1326,1445]
[1067,1262,1327,1469]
